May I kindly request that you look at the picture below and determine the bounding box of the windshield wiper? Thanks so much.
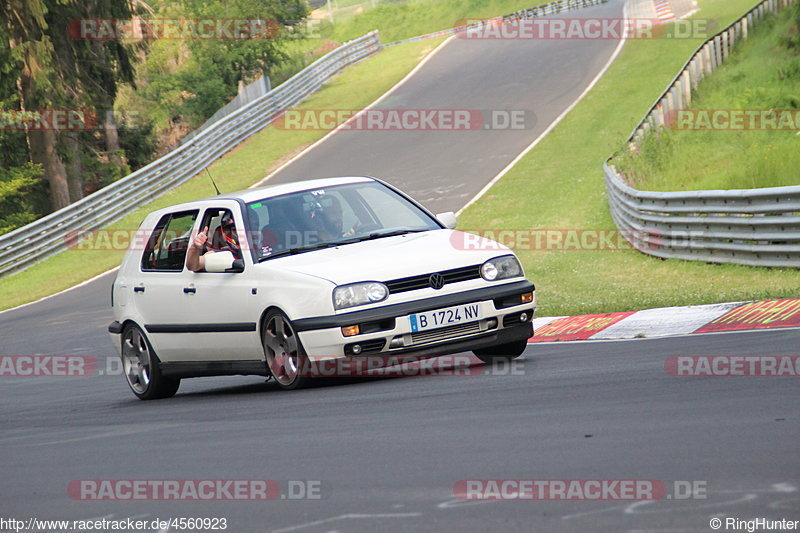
[336,228,428,245]
[257,242,336,262]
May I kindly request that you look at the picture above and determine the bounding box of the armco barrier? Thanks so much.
[605,0,799,268]
[0,31,380,278]
[1,0,610,279]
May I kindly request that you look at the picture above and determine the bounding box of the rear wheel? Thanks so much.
[121,324,180,400]
[262,310,309,390]
[472,339,528,365]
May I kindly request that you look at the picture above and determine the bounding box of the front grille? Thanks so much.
[408,321,484,346]
[385,265,481,294]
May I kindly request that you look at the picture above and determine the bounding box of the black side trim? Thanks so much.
[145,323,257,333]
[160,360,268,378]
[295,280,535,332]
[108,321,123,334]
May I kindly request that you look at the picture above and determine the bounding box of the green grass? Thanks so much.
[457,0,799,317]
[5,0,798,317]
[0,38,444,312]
[616,4,800,191]
[326,0,550,43]
[274,0,552,85]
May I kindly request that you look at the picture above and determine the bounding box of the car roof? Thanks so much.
[143,177,380,220]
[207,176,376,204]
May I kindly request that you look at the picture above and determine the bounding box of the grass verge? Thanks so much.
[616,4,800,191]
[326,0,551,43]
[275,0,552,83]
[458,0,799,317]
[0,38,444,312]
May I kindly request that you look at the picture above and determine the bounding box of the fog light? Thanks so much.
[520,312,528,322]
[351,344,362,355]
[341,325,360,337]
[521,292,534,304]
[389,337,405,348]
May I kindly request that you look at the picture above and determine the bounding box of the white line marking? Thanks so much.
[251,35,457,189]
[0,266,119,317]
[271,513,422,533]
[457,1,630,216]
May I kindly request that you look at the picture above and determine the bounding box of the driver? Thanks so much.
[310,195,345,241]
[186,211,241,272]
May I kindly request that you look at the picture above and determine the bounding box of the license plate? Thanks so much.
[409,303,481,332]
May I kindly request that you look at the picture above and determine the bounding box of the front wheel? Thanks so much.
[472,339,528,365]
[262,310,310,390]
[121,324,180,400]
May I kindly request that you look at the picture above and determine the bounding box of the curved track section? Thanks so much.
[4,1,798,531]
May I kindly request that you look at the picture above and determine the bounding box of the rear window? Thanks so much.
[141,211,198,271]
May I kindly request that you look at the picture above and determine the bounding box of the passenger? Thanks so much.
[186,211,241,272]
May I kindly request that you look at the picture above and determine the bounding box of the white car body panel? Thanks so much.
[109,177,536,378]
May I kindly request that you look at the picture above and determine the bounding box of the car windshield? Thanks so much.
[245,181,442,261]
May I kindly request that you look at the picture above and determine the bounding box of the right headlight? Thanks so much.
[480,255,523,281]
[333,281,389,310]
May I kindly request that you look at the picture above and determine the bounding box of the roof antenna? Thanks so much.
[206,168,221,195]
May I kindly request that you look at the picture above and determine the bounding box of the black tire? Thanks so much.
[472,339,528,365]
[262,309,310,390]
[121,324,180,400]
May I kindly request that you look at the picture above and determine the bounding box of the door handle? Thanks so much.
[133,286,145,293]
[183,287,196,294]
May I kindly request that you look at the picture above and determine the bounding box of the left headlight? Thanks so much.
[333,282,389,310]
[480,255,523,281]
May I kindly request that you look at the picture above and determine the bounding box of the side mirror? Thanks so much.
[204,251,244,273]
[436,211,457,229]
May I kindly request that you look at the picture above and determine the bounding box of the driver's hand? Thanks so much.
[192,226,209,249]
[343,221,361,237]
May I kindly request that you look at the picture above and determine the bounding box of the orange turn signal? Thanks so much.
[341,325,360,337]
[521,292,534,304]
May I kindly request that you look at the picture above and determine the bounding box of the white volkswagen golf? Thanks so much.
[109,177,535,399]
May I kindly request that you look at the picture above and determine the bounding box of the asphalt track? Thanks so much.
[2,0,799,531]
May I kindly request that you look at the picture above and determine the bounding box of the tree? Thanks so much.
[0,0,71,211]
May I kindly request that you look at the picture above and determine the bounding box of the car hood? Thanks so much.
[257,229,513,285]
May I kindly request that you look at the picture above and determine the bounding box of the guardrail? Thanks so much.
[0,0,611,279]
[605,0,799,268]
[0,31,380,278]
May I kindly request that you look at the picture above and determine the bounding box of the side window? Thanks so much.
[141,211,198,271]
[199,208,242,260]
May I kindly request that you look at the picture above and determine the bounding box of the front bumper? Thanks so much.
[295,280,535,358]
